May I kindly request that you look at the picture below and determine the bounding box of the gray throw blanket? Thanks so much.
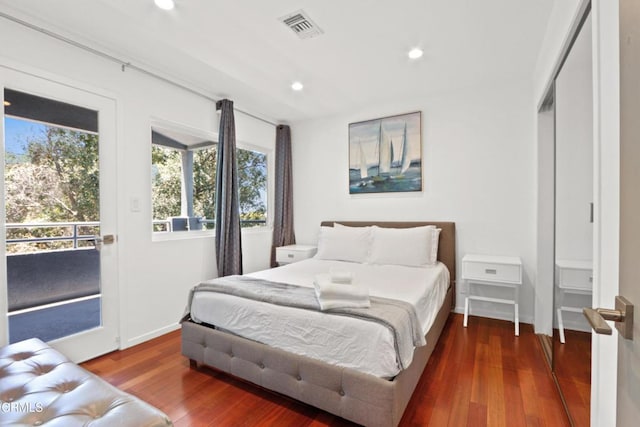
[186,275,426,370]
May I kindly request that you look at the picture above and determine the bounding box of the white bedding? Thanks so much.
[190,258,450,378]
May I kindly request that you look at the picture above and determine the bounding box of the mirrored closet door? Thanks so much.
[553,11,593,427]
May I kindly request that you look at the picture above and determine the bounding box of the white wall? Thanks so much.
[291,79,537,324]
[0,19,275,348]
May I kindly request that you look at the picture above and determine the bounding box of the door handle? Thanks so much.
[583,296,634,340]
[92,234,116,251]
[100,235,116,245]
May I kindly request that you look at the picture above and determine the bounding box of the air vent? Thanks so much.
[279,10,323,39]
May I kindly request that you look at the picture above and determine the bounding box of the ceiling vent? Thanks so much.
[279,10,323,39]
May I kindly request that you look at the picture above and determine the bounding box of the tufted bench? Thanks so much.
[0,338,172,426]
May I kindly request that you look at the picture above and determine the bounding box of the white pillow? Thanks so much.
[368,225,439,267]
[431,228,441,265]
[314,226,371,263]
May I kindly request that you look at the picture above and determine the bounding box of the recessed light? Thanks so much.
[154,0,175,11]
[291,81,304,91]
[3,101,10,107]
[408,48,423,59]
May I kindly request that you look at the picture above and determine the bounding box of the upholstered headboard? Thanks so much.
[320,221,456,287]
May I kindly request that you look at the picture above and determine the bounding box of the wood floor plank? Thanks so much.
[445,362,472,426]
[466,401,488,427]
[502,367,527,426]
[470,343,489,405]
[82,314,571,426]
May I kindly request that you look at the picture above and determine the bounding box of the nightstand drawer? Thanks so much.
[558,266,593,290]
[462,259,521,284]
[276,245,317,264]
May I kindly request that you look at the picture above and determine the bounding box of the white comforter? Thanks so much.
[190,258,449,378]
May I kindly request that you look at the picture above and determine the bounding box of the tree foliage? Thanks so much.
[237,148,267,220]
[25,127,99,222]
[193,147,216,222]
[151,145,182,222]
[5,125,99,252]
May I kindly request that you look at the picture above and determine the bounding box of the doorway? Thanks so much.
[1,67,119,362]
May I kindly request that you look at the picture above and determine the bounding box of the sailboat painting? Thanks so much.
[348,111,422,194]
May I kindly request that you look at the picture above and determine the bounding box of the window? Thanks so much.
[237,147,267,227]
[151,124,267,233]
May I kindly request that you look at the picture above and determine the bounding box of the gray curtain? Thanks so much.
[271,124,296,267]
[215,99,243,276]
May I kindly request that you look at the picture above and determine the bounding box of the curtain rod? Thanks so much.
[0,11,277,127]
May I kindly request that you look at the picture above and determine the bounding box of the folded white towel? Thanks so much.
[330,269,353,284]
[313,274,370,310]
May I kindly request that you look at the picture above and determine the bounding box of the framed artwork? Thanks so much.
[348,111,422,194]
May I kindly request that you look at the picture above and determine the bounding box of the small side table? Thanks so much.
[555,259,593,344]
[275,244,317,265]
[462,254,523,336]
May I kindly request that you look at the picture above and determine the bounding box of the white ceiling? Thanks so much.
[0,0,554,124]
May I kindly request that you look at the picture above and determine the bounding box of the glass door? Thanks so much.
[0,67,118,362]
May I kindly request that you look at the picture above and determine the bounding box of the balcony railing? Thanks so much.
[6,221,100,249]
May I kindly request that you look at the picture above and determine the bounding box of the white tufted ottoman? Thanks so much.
[0,338,172,426]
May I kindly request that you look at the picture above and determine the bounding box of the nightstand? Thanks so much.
[555,259,593,344]
[275,244,317,265]
[462,254,523,336]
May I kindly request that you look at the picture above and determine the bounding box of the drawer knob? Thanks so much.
[485,268,497,275]
[288,254,294,258]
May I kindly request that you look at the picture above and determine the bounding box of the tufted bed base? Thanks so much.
[182,221,456,426]
[0,338,172,426]
[182,285,452,427]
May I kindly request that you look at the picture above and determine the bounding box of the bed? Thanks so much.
[181,221,456,427]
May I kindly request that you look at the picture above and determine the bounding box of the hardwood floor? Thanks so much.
[81,314,570,426]
[553,329,591,427]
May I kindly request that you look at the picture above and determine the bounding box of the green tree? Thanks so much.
[5,125,99,252]
[26,126,99,222]
[237,148,267,224]
[151,145,182,222]
[193,147,216,222]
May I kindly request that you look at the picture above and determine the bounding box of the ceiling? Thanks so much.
[0,0,555,124]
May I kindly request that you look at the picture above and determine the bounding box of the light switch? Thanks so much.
[130,197,141,212]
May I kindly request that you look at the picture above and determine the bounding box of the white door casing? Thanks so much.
[591,0,620,425]
[0,64,119,362]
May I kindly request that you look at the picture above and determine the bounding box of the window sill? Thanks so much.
[151,225,272,243]
[152,229,215,243]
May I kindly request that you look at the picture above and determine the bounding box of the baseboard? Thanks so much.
[123,323,181,349]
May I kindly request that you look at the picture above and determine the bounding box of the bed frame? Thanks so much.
[181,221,456,427]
